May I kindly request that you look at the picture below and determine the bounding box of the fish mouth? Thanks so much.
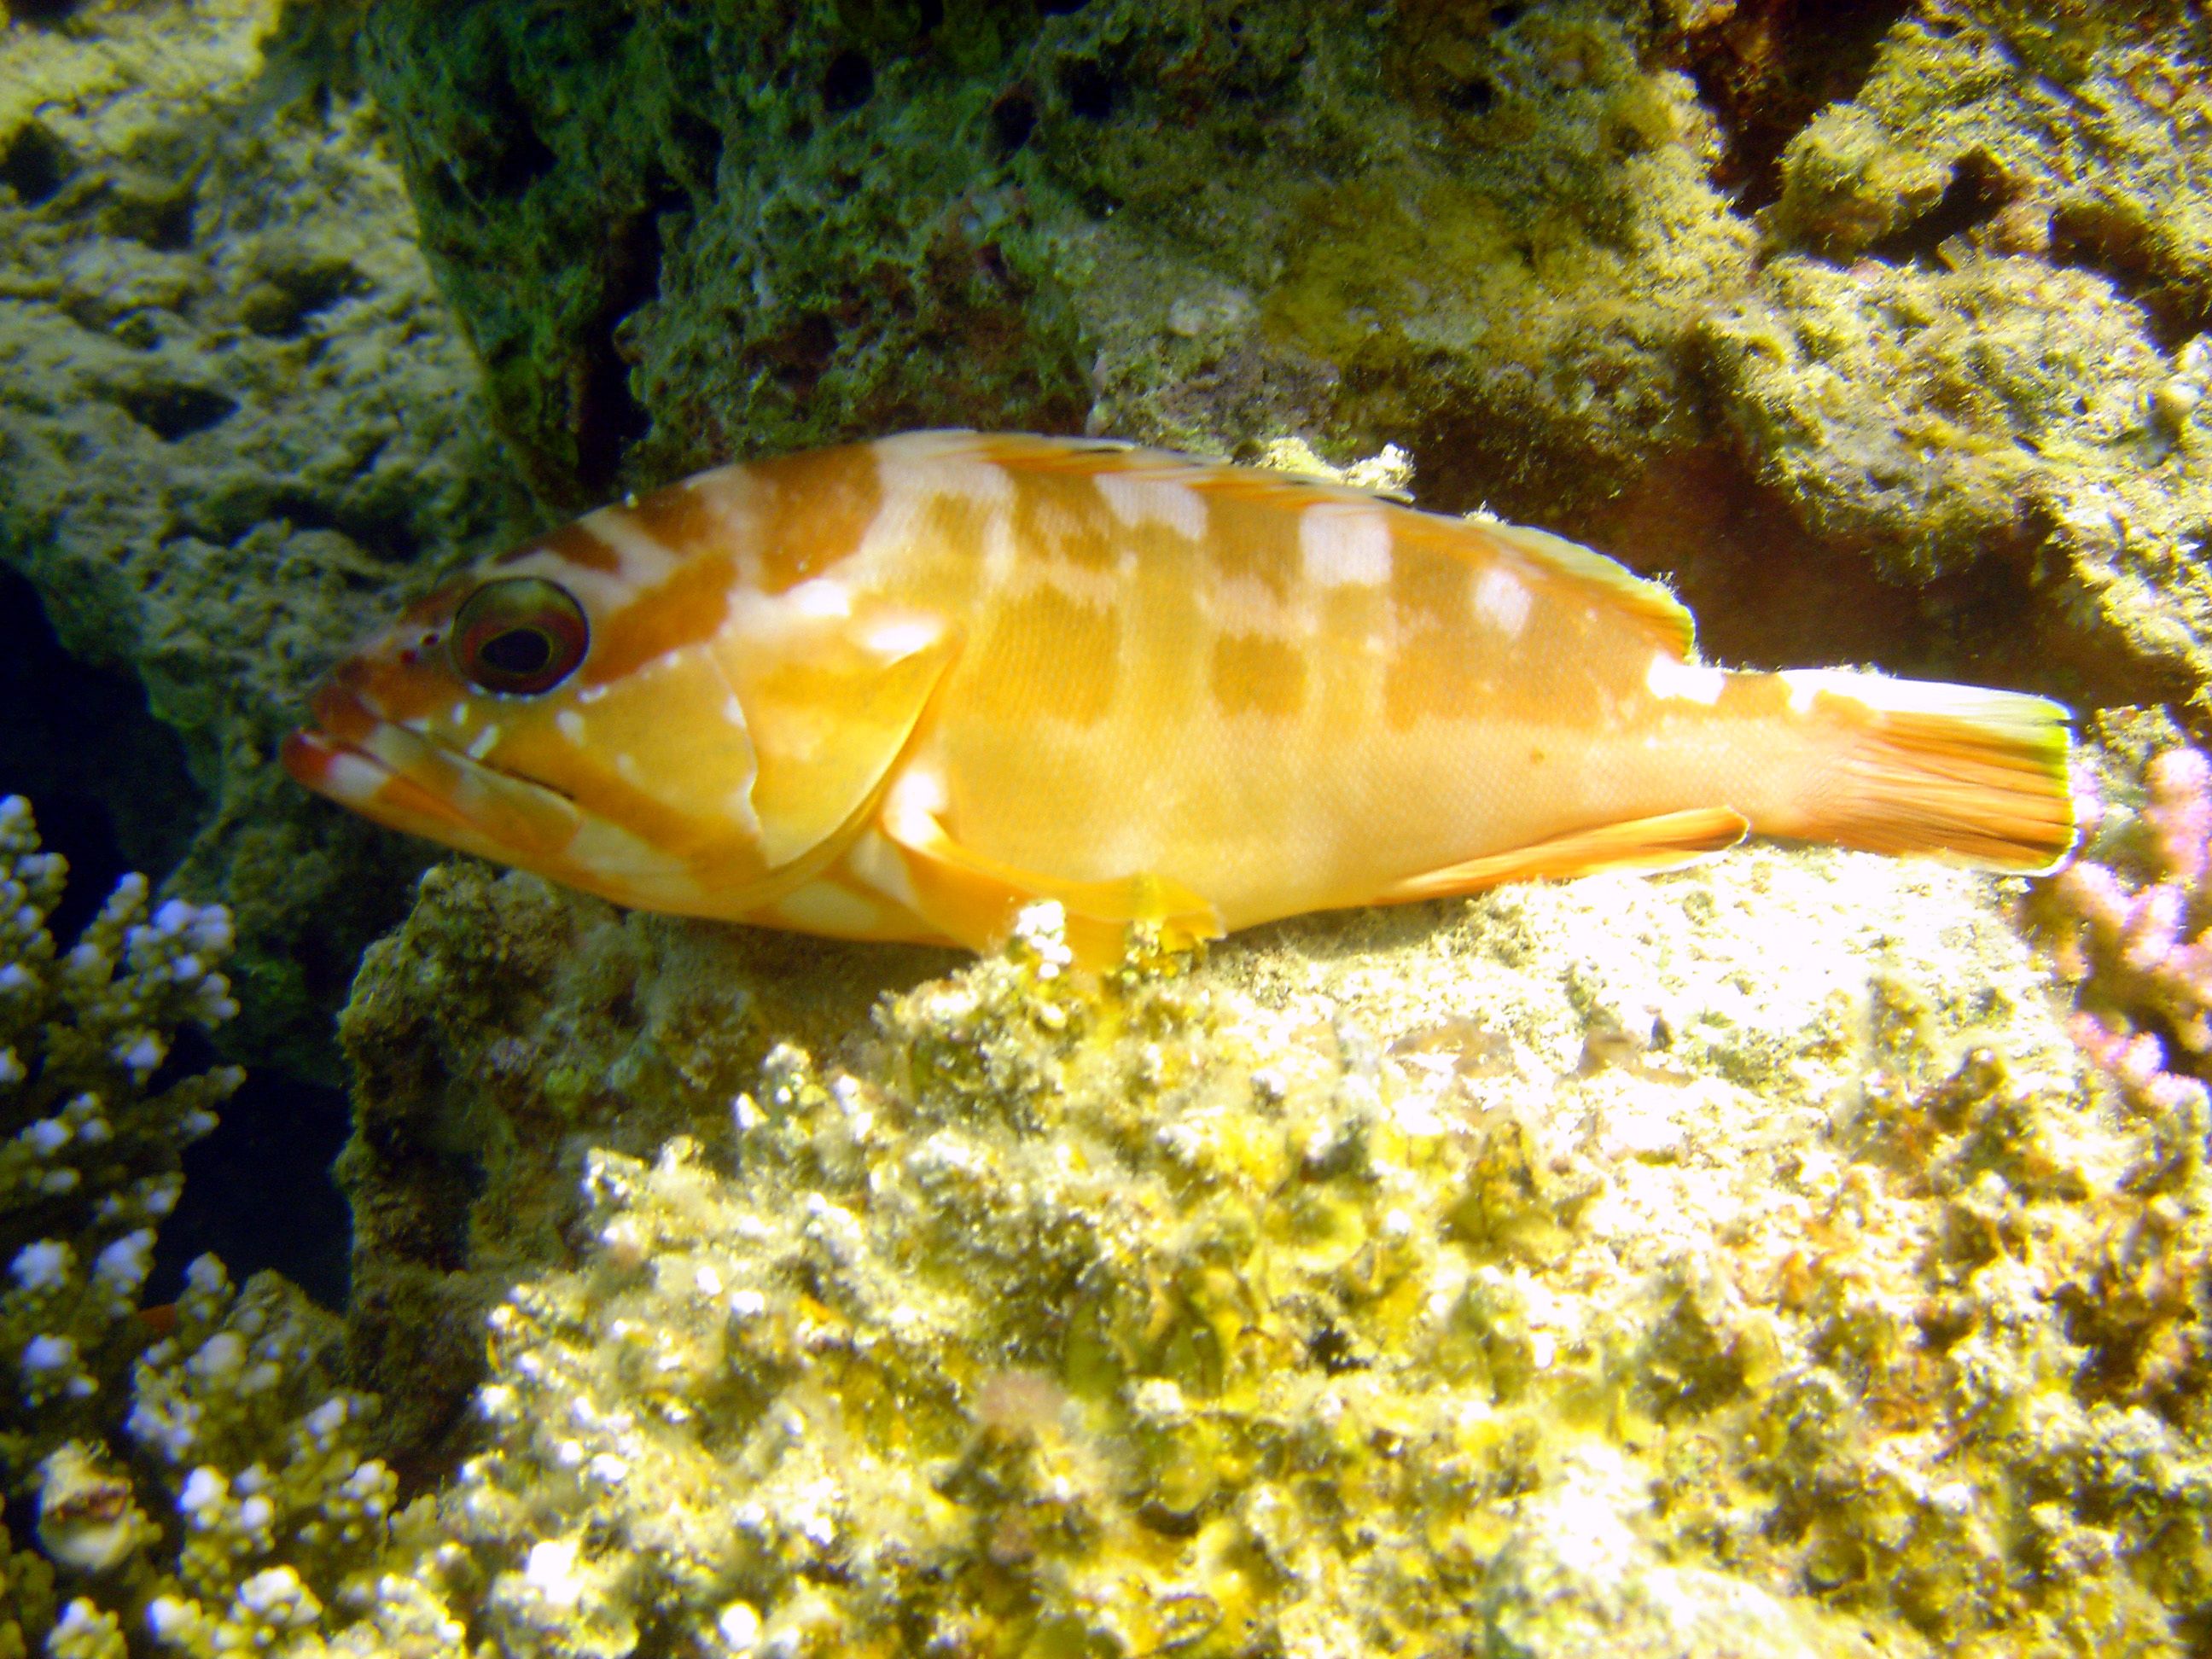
[282,684,582,865]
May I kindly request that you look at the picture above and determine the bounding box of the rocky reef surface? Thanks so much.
[0,0,530,1077]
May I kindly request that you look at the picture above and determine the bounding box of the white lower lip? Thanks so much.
[294,734,395,807]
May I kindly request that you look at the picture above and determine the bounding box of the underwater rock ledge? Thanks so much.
[314,836,2212,1656]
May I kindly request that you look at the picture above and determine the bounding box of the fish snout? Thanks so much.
[281,677,586,870]
[282,667,389,807]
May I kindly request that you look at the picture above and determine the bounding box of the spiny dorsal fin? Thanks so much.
[914,431,1697,660]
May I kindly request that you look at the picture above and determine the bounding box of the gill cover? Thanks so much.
[718,603,958,873]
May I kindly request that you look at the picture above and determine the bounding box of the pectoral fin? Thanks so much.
[1371,808,1750,905]
[879,796,1224,964]
[720,612,959,873]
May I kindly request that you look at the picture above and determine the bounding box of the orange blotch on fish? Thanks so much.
[285,430,2079,965]
[1208,504,1302,600]
[1016,486,1117,571]
[626,475,736,569]
[1389,541,1472,628]
[577,555,736,689]
[1384,626,1493,729]
[751,441,885,593]
[1212,632,1307,720]
[972,585,1120,727]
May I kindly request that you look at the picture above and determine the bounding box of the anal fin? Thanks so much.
[881,800,1224,965]
[1370,808,1750,905]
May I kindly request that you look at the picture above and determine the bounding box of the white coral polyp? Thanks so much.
[91,1230,155,1301]
[9,1238,73,1293]
[235,1564,322,1627]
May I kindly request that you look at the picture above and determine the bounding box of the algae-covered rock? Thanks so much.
[326,839,2212,1653]
[354,0,2212,719]
[0,0,533,1075]
[358,0,1753,515]
[1698,4,2212,709]
[334,861,956,1470]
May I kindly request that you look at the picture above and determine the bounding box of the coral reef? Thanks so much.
[0,0,533,1077]
[37,1265,418,1659]
[12,764,2211,1654]
[13,0,2212,1650]
[0,796,428,1659]
[2045,745,2212,1085]
[1694,1,2212,703]
[0,796,240,1493]
[334,861,954,1472]
[2029,729,2212,1209]
[323,830,2212,1654]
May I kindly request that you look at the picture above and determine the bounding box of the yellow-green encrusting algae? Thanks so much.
[310,830,2212,1658]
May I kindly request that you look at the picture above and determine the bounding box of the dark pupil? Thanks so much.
[480,627,553,678]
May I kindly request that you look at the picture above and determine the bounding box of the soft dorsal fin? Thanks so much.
[896,431,1697,660]
[1464,519,1696,660]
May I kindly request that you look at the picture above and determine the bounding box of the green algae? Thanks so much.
[357,0,1753,513]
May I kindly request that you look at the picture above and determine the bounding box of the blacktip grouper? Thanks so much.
[284,431,2076,963]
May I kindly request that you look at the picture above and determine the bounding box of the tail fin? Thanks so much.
[1780,670,2077,872]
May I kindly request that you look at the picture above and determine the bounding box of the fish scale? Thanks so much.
[285,431,2076,964]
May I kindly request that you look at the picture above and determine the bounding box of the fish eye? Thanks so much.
[450,578,589,696]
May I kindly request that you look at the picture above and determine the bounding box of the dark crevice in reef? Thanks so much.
[0,119,73,207]
[2048,199,2212,352]
[151,1033,354,1312]
[1057,49,1127,121]
[1666,0,1911,210]
[0,565,352,1310]
[1865,148,2012,265]
[821,47,876,114]
[439,49,558,206]
[110,379,237,442]
[4,0,85,23]
[571,181,683,497]
[0,563,201,940]
[264,489,424,565]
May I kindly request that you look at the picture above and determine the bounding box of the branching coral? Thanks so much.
[0,799,429,1659]
[2040,748,2212,1120]
[38,1265,442,1659]
[1,795,242,1492]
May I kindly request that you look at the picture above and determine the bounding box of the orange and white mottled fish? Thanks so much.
[283,431,2075,963]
